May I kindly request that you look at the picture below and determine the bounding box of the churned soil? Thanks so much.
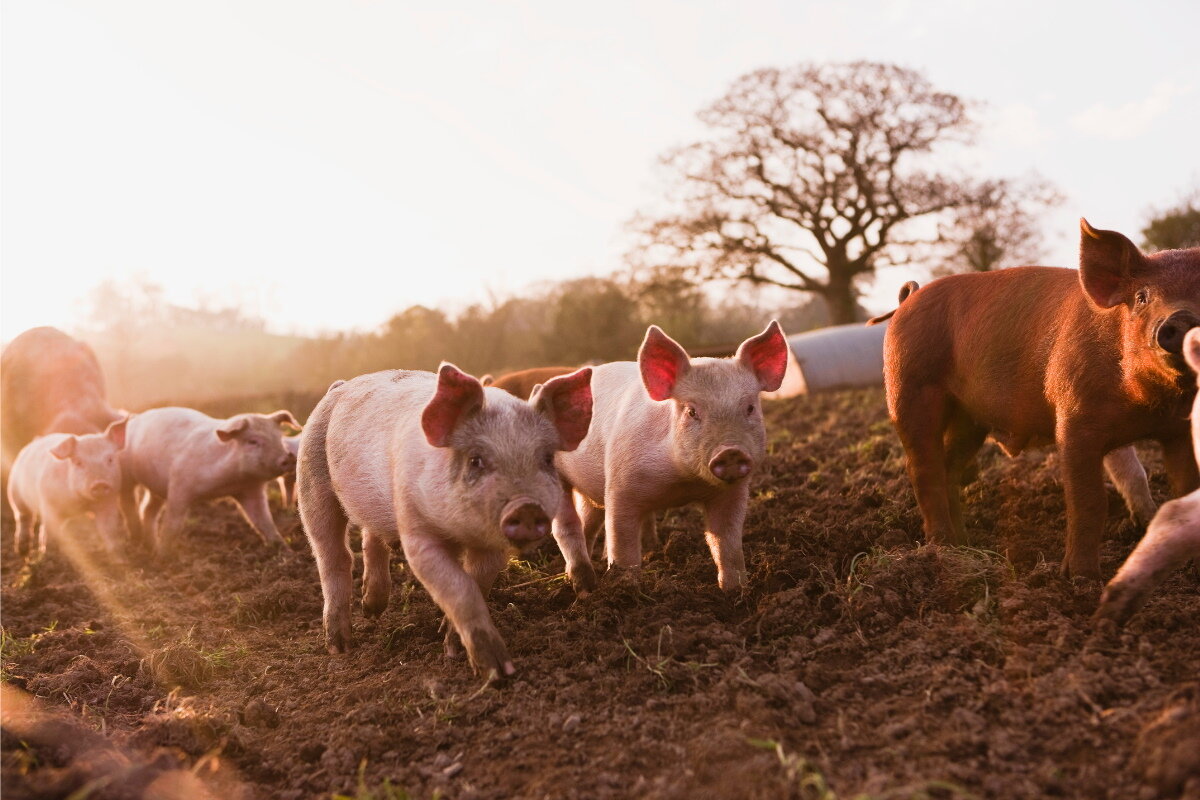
[3,388,1198,800]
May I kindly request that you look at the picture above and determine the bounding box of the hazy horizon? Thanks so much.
[3,0,1198,341]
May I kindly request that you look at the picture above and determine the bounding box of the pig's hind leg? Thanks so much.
[300,476,353,654]
[893,386,960,544]
[11,498,35,556]
[1104,446,1156,529]
[943,412,988,542]
[1095,491,1200,624]
[361,528,392,617]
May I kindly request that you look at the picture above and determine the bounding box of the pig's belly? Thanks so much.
[331,458,398,534]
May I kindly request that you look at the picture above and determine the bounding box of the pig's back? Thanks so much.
[323,370,432,533]
[124,408,219,493]
[8,435,60,509]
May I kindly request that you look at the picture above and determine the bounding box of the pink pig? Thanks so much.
[1096,328,1200,624]
[551,321,788,592]
[299,364,592,677]
[8,417,129,557]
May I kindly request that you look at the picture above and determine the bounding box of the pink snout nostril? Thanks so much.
[501,503,551,544]
[709,448,752,483]
[90,481,113,497]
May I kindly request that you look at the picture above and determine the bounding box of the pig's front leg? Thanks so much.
[233,485,286,547]
[1058,428,1107,579]
[603,492,645,571]
[93,500,128,557]
[1095,491,1200,625]
[551,485,597,593]
[704,481,749,590]
[401,533,514,677]
[443,547,508,660]
[156,492,194,558]
[1103,446,1156,528]
[139,493,165,549]
[119,484,144,546]
[1161,434,1200,498]
[12,506,36,556]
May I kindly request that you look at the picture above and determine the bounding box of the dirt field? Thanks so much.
[3,388,1198,799]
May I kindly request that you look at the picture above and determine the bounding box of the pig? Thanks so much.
[2,327,122,493]
[119,407,302,555]
[876,219,1200,578]
[488,366,578,399]
[299,363,592,677]
[7,417,129,558]
[550,321,788,592]
[275,433,302,508]
[1095,328,1200,624]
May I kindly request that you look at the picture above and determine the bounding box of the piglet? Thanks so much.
[1096,328,1200,624]
[8,417,129,557]
[552,321,788,592]
[119,407,301,554]
[299,363,592,677]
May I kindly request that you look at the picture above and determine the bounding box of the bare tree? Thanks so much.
[935,175,1063,274]
[628,61,998,324]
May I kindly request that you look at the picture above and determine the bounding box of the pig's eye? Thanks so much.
[685,405,699,420]
[542,452,556,469]
[247,438,261,447]
[468,455,486,470]
[1135,289,1149,306]
[746,403,756,416]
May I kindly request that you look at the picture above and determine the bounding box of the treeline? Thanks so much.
[81,274,840,412]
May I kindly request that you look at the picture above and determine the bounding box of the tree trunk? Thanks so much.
[820,274,859,326]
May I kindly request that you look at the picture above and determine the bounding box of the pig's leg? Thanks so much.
[1058,429,1107,579]
[579,495,605,557]
[444,547,508,659]
[704,482,750,590]
[603,492,645,570]
[1160,434,1200,498]
[401,533,513,677]
[361,528,392,617]
[1095,491,1200,624]
[119,484,144,546]
[943,413,987,541]
[232,485,285,546]
[641,515,661,551]
[894,388,959,544]
[156,492,194,557]
[552,486,597,593]
[1104,446,1156,527]
[301,481,353,654]
[140,493,165,549]
[12,501,34,556]
[93,501,127,557]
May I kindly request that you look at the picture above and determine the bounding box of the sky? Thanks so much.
[2,0,1198,341]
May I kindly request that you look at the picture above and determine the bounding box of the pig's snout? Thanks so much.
[501,500,551,544]
[709,447,753,483]
[1155,311,1200,354]
[89,481,114,499]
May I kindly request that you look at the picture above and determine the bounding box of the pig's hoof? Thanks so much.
[443,629,463,660]
[362,595,388,618]
[325,625,353,655]
[463,626,514,679]
[570,563,598,595]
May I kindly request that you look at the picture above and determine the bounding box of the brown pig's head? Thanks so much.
[50,416,129,502]
[422,363,593,548]
[1079,219,1200,388]
[639,321,788,487]
[216,410,303,480]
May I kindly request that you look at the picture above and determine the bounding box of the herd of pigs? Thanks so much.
[2,220,1199,682]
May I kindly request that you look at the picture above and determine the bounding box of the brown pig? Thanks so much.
[2,327,122,489]
[551,322,788,592]
[1096,328,1200,623]
[878,220,1200,578]
[299,363,593,677]
[119,407,302,554]
[488,366,578,399]
[8,417,129,557]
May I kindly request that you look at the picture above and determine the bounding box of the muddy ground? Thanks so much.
[2,388,1198,799]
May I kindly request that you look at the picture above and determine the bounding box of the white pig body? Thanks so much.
[8,419,129,557]
[300,364,593,677]
[1096,328,1200,624]
[552,322,788,592]
[119,407,300,554]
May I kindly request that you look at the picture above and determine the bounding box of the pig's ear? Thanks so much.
[531,367,593,451]
[1079,218,1148,309]
[639,326,691,401]
[422,363,485,448]
[104,416,129,450]
[269,410,302,431]
[737,320,789,392]
[50,437,78,460]
[480,374,494,387]
[216,417,249,442]
[1184,329,1200,374]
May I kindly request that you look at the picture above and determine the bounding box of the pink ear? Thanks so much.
[1185,329,1200,374]
[737,320,788,392]
[1078,218,1145,309]
[216,417,248,442]
[50,437,78,460]
[421,363,485,447]
[639,326,691,401]
[269,410,302,431]
[531,367,593,451]
[105,416,129,450]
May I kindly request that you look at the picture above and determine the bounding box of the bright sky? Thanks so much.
[3,0,1198,340]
